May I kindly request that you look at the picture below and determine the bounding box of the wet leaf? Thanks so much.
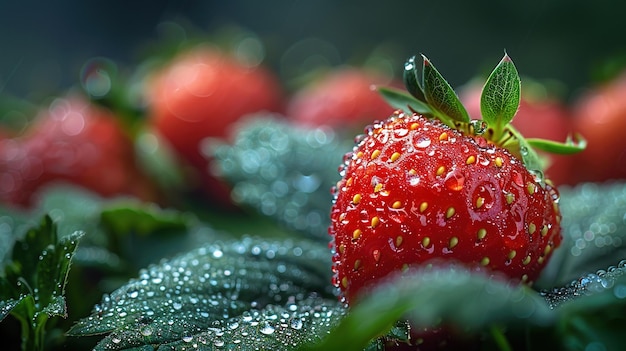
[0,185,116,269]
[422,55,470,124]
[402,55,426,102]
[212,116,348,242]
[0,215,83,350]
[68,236,335,350]
[94,297,344,351]
[0,296,23,321]
[540,262,626,350]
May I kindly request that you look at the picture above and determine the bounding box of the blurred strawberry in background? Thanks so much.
[0,95,159,207]
[144,45,284,206]
[460,80,577,185]
[286,67,398,131]
[571,72,626,183]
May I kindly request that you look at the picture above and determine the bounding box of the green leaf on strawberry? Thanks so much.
[480,53,521,136]
[382,53,585,176]
[402,56,426,103]
[377,87,433,116]
[422,55,470,125]
[526,133,587,155]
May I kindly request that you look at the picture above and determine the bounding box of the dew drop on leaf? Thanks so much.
[290,318,303,330]
[259,321,275,335]
[140,326,153,336]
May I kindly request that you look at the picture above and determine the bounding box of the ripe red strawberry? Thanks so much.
[570,72,626,183]
[329,54,585,306]
[0,95,158,207]
[287,67,397,130]
[145,46,284,205]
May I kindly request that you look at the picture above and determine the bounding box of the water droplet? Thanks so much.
[290,318,303,330]
[182,335,193,343]
[212,249,223,259]
[140,326,153,336]
[414,136,431,148]
[393,126,409,138]
[520,146,529,156]
[259,321,275,335]
[127,290,139,299]
[512,171,525,187]
[444,170,465,191]
[470,120,488,135]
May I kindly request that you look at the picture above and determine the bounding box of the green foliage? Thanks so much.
[68,236,339,350]
[0,216,83,351]
[377,87,432,116]
[213,116,348,242]
[0,121,623,350]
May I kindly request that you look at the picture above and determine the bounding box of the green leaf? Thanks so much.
[422,55,470,124]
[0,215,83,351]
[0,296,24,321]
[402,55,426,102]
[505,126,546,173]
[100,203,190,236]
[308,263,553,351]
[540,261,626,350]
[68,237,336,350]
[94,297,344,351]
[526,133,587,155]
[377,87,433,115]
[480,53,521,137]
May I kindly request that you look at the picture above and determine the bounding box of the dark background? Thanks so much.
[1,0,625,103]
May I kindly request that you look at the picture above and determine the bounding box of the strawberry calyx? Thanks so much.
[380,53,586,180]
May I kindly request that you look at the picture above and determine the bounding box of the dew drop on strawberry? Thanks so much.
[512,171,525,187]
[393,125,409,138]
[443,169,465,191]
[414,136,431,148]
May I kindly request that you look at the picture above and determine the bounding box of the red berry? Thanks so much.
[0,95,158,207]
[570,72,626,183]
[329,112,562,304]
[145,46,284,205]
[287,68,397,130]
[328,54,581,307]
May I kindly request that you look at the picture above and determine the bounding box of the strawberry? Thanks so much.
[570,71,626,183]
[329,54,585,306]
[0,95,158,207]
[145,45,284,205]
[287,67,397,131]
